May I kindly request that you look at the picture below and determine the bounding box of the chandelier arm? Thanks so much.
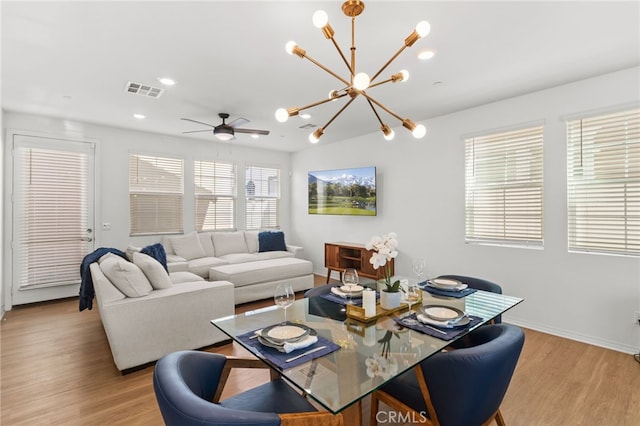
[302,53,351,86]
[297,92,350,114]
[365,98,385,126]
[321,97,358,132]
[350,16,356,82]
[367,77,394,90]
[330,37,353,75]
[370,44,408,83]
[360,91,404,123]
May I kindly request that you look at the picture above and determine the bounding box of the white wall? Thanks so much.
[291,67,640,354]
[2,113,292,308]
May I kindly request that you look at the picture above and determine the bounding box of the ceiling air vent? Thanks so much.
[125,81,164,98]
[298,123,317,129]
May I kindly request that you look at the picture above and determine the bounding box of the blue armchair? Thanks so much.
[153,350,343,426]
[370,324,525,426]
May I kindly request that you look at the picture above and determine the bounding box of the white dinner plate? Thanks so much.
[417,313,470,329]
[258,328,317,351]
[260,323,312,344]
[421,305,465,322]
[427,279,468,291]
[331,286,364,298]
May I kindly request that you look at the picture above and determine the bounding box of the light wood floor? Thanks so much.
[1,276,638,425]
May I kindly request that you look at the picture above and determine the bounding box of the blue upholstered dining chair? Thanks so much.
[153,350,343,426]
[436,274,503,323]
[369,324,525,426]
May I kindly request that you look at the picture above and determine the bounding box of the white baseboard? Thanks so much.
[505,316,640,355]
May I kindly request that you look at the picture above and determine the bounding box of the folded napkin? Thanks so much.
[418,281,477,299]
[394,313,483,341]
[238,328,341,369]
[283,335,318,353]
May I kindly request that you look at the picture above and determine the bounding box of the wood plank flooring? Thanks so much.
[1,276,638,425]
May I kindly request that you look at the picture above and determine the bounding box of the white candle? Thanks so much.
[363,289,376,317]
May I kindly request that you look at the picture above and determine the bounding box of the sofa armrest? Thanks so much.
[286,244,304,258]
[98,280,235,371]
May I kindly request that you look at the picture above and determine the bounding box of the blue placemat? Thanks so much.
[394,313,483,341]
[418,281,477,299]
[237,328,340,369]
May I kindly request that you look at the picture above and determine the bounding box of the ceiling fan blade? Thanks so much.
[182,129,213,134]
[228,117,250,128]
[181,118,216,128]
[235,128,270,136]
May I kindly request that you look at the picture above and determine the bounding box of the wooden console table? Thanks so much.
[324,241,394,283]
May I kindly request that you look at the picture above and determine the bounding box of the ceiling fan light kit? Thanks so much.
[276,0,431,143]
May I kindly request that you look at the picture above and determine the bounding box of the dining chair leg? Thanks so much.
[495,409,506,426]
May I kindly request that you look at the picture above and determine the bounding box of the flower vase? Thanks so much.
[380,290,402,310]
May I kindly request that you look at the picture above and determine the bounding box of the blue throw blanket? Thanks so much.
[79,247,127,311]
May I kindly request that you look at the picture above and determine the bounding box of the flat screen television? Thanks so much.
[308,166,376,216]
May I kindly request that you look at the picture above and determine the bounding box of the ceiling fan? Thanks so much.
[181,113,270,141]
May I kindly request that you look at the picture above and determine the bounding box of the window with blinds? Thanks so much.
[194,160,236,231]
[465,125,544,246]
[129,154,184,235]
[245,165,280,230]
[567,108,640,256]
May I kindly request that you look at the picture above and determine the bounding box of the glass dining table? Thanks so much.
[210,286,523,420]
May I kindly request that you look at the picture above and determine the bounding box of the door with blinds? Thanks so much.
[12,134,95,305]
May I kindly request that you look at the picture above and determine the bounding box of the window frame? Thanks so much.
[194,159,237,231]
[245,164,280,230]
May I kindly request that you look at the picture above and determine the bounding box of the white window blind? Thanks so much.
[194,160,236,231]
[567,108,640,256]
[465,125,544,246]
[129,154,183,235]
[14,146,90,289]
[245,165,280,230]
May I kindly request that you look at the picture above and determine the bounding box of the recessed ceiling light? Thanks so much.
[133,113,146,119]
[251,134,260,139]
[300,113,311,119]
[417,49,437,61]
[157,77,176,86]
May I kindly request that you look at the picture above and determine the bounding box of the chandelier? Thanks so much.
[275,0,431,143]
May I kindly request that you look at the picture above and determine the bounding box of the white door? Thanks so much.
[11,134,95,305]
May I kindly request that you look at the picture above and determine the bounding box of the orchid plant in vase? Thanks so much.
[366,232,401,293]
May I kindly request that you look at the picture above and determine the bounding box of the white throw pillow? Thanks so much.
[212,232,249,256]
[244,231,259,253]
[132,252,172,289]
[171,231,206,260]
[98,253,152,297]
[198,232,215,257]
[125,245,141,261]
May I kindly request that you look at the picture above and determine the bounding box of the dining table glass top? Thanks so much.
[211,288,523,414]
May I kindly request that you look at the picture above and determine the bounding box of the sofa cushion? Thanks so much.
[259,231,287,252]
[188,257,229,278]
[160,235,175,255]
[171,231,206,260]
[99,253,153,297]
[198,232,215,257]
[209,258,313,287]
[212,232,248,256]
[244,231,259,253]
[169,271,205,284]
[218,253,259,264]
[140,243,168,271]
[133,252,172,289]
[251,251,294,261]
[125,245,141,261]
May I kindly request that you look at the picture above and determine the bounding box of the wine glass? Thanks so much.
[342,268,359,304]
[274,283,295,324]
[403,283,421,325]
[412,258,426,284]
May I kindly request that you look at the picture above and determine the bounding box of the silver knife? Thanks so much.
[285,345,328,363]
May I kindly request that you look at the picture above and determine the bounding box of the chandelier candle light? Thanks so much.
[275,0,431,143]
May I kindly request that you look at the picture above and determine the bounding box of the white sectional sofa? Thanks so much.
[161,230,314,304]
[90,254,235,372]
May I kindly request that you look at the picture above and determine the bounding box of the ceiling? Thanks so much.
[2,1,639,152]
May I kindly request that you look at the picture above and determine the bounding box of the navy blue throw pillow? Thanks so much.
[258,231,287,252]
[140,243,168,271]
